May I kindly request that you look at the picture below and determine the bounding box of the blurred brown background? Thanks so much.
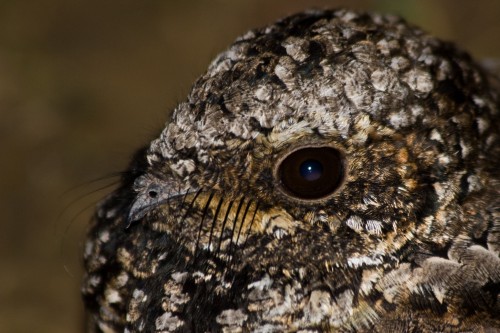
[1,1,499,332]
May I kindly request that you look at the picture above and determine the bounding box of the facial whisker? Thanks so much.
[57,180,119,232]
[230,201,259,274]
[215,199,235,262]
[59,172,121,198]
[227,198,245,256]
[60,198,105,277]
[234,199,254,251]
[242,201,260,250]
[178,188,202,241]
[207,196,225,256]
[193,191,215,264]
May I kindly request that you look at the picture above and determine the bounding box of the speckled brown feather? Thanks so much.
[82,9,500,333]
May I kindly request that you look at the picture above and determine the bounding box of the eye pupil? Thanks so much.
[277,146,344,200]
[299,159,323,181]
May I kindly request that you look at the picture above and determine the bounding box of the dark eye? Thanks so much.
[277,146,344,200]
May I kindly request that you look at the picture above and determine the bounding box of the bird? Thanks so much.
[81,8,500,333]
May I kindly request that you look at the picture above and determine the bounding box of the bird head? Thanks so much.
[123,10,498,279]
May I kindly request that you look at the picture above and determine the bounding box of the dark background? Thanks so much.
[1,1,499,332]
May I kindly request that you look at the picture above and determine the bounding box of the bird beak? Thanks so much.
[127,174,189,226]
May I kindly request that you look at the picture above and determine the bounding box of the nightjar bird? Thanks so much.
[82,9,500,333]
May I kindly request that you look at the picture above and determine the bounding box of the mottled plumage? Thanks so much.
[82,9,500,332]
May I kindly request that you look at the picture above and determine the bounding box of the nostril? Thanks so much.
[148,190,158,198]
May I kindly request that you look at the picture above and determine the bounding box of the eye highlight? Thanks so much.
[277,146,344,200]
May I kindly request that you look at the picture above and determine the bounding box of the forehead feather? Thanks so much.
[148,9,497,164]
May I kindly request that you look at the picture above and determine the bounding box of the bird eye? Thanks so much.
[277,146,344,200]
